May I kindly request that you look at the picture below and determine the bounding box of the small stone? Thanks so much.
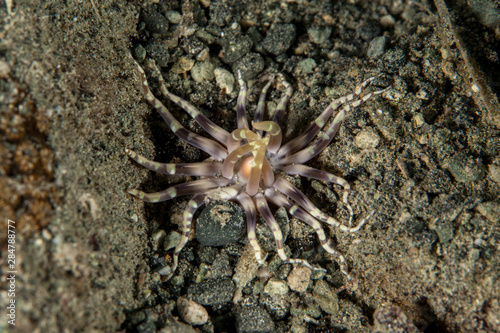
[307,26,332,45]
[159,322,197,333]
[187,278,235,305]
[145,41,170,67]
[134,44,146,63]
[287,266,311,292]
[236,305,275,333]
[264,278,289,295]
[262,24,296,55]
[421,169,452,194]
[355,128,380,149]
[296,58,317,75]
[165,10,182,24]
[232,53,265,80]
[373,305,419,333]
[380,14,396,27]
[142,12,169,36]
[191,61,215,83]
[233,242,261,290]
[196,200,245,246]
[260,294,290,320]
[214,68,235,94]
[382,47,407,73]
[219,33,253,64]
[488,164,500,185]
[177,296,209,326]
[367,36,388,60]
[312,280,339,315]
[171,57,195,75]
[151,229,166,251]
[164,231,181,251]
[476,202,500,223]
[443,152,486,183]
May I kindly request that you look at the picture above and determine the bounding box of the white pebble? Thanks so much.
[177,296,209,326]
[354,128,380,149]
[214,68,235,95]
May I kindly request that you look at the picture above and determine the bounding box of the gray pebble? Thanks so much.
[262,24,296,55]
[443,152,486,183]
[196,200,245,246]
[191,61,215,83]
[312,280,339,315]
[232,53,265,80]
[187,278,235,305]
[307,26,332,45]
[367,36,388,59]
[236,305,275,333]
[260,294,290,320]
[142,12,169,36]
[165,10,182,24]
[421,169,451,194]
[219,33,253,64]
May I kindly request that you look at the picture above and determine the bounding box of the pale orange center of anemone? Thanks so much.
[238,156,254,182]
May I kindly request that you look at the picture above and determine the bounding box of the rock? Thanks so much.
[476,202,500,223]
[421,169,452,194]
[287,266,311,292]
[443,152,486,183]
[260,294,290,320]
[218,29,253,64]
[367,36,388,59]
[187,278,235,305]
[163,231,181,251]
[307,26,332,45]
[196,200,245,246]
[262,24,296,55]
[232,53,265,80]
[191,61,215,83]
[264,278,289,295]
[214,68,235,94]
[236,305,274,333]
[177,297,209,326]
[151,229,166,251]
[142,12,169,36]
[158,322,197,333]
[312,280,339,314]
[354,127,380,149]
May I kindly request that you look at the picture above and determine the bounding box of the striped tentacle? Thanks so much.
[274,76,378,160]
[171,193,206,272]
[128,177,233,203]
[150,62,231,146]
[125,148,222,177]
[272,76,293,126]
[133,59,228,161]
[276,164,353,225]
[236,192,266,265]
[255,193,315,269]
[274,88,387,166]
[289,204,351,279]
[236,70,249,129]
[264,188,348,275]
[273,177,369,233]
[254,75,274,126]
